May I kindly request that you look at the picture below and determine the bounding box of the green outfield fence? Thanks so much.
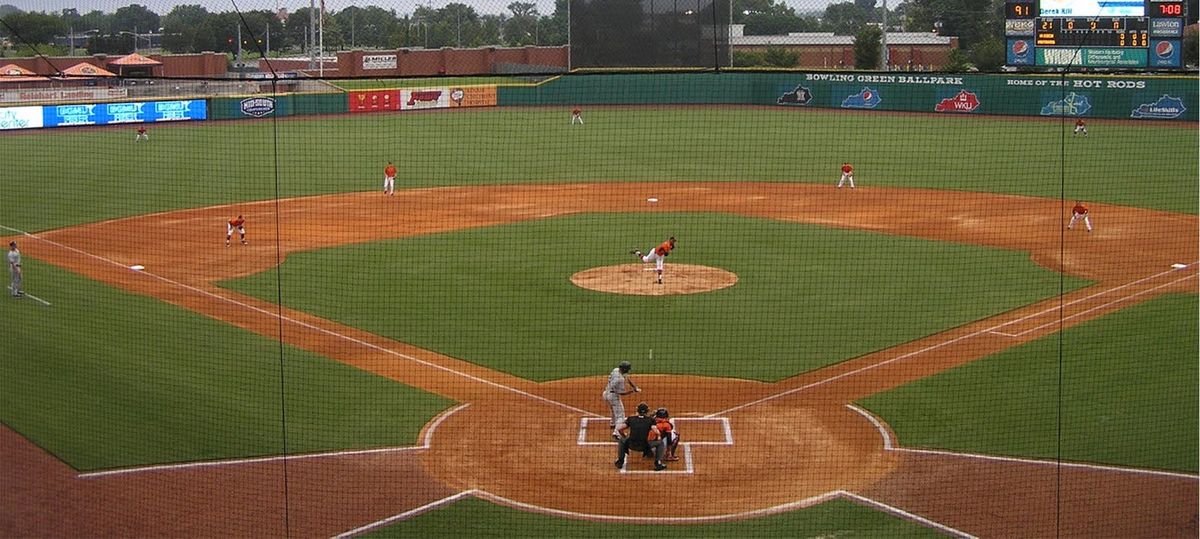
[1,0,1198,536]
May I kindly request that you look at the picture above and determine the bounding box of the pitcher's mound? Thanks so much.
[571,264,738,295]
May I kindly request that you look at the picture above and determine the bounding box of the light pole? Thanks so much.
[881,0,890,70]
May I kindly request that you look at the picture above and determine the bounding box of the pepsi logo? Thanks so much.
[862,90,873,100]
[1012,40,1029,56]
[1155,41,1174,58]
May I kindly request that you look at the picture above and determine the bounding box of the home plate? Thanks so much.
[647,197,658,203]
[130,265,145,271]
[1171,263,1188,269]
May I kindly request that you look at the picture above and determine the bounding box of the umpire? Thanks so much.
[613,402,667,471]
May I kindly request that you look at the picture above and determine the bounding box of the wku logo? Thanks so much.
[408,90,442,106]
[934,90,981,113]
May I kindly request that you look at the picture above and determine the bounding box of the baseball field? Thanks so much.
[1,80,1197,537]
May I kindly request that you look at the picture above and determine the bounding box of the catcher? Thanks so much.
[655,407,680,461]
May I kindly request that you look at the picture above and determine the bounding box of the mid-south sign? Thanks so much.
[362,54,397,70]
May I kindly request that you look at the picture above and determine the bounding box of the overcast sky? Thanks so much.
[7,0,832,17]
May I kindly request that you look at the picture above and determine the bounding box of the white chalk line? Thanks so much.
[707,264,1198,418]
[7,285,50,306]
[79,403,472,479]
[0,224,598,419]
[988,272,1196,338]
[839,491,979,539]
[332,489,480,539]
[580,417,731,475]
[848,404,1199,481]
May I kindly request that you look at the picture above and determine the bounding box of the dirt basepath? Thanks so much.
[2,183,1196,537]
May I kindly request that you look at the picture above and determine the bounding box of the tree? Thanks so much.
[161,4,208,53]
[111,4,160,33]
[853,25,882,69]
[1181,28,1197,68]
[1,11,67,45]
[943,48,972,72]
[762,46,799,66]
[87,32,134,54]
[968,36,1004,72]
[505,1,538,46]
[824,2,872,35]
[77,10,112,34]
[904,0,998,49]
[284,8,314,52]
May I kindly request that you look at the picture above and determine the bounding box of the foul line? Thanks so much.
[707,265,1197,418]
[0,225,598,419]
[840,491,978,539]
[847,404,1200,481]
[7,285,50,306]
[332,489,479,539]
[79,403,471,479]
[988,273,1196,337]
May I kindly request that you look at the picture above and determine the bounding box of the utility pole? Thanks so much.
[881,0,889,70]
[236,23,243,67]
[319,0,325,76]
[308,0,316,69]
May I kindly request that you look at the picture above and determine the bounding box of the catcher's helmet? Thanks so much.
[655,408,669,418]
[618,361,631,373]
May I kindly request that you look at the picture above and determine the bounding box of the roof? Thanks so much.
[0,64,49,82]
[108,53,162,66]
[732,32,954,47]
[59,62,117,77]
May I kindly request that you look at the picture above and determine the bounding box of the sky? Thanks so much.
[7,0,833,17]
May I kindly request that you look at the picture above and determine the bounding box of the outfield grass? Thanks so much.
[223,212,1086,382]
[365,497,943,538]
[3,107,1195,232]
[857,293,1199,473]
[0,259,453,470]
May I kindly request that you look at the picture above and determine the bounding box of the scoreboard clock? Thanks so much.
[1005,0,1187,68]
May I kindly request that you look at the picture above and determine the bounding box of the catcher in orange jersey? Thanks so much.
[655,408,680,461]
[630,236,676,285]
[226,215,247,246]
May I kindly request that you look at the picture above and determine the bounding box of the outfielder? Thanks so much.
[631,236,676,285]
[135,126,148,142]
[1073,119,1088,137]
[602,361,640,428]
[1067,200,1092,232]
[571,107,583,125]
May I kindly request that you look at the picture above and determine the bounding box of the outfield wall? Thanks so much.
[498,72,1197,121]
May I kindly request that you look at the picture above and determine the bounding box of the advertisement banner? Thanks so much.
[349,90,401,112]
[0,106,44,130]
[401,88,448,110]
[1150,18,1183,37]
[40,100,206,128]
[1007,39,1035,65]
[362,54,398,70]
[0,87,129,104]
[448,86,498,108]
[1148,39,1181,68]
[1036,47,1148,67]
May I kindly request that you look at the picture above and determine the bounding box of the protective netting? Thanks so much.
[1,0,1197,537]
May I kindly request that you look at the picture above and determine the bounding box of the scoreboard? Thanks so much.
[1005,0,1187,68]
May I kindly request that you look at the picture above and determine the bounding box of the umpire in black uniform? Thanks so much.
[613,402,667,471]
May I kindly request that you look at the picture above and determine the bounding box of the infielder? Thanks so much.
[1067,200,1092,232]
[837,162,855,188]
[226,215,247,246]
[383,161,397,196]
[631,236,676,285]
[1073,119,1088,137]
[602,361,640,428]
[8,241,22,297]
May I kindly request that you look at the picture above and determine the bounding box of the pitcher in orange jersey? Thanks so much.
[630,236,676,285]
[383,161,397,196]
[226,215,247,246]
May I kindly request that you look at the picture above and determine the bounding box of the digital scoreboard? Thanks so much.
[1005,0,1187,68]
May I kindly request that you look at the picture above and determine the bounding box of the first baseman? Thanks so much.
[602,361,640,428]
[631,236,676,285]
[8,241,22,297]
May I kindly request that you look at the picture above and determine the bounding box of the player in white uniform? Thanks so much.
[602,361,639,428]
[8,241,22,297]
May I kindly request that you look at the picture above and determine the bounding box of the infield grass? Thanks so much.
[2,107,1195,232]
[858,293,1199,473]
[364,497,943,538]
[0,259,453,470]
[223,212,1087,382]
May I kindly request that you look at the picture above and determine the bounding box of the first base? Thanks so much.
[647,197,659,203]
[130,265,145,271]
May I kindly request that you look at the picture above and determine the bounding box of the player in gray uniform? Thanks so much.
[8,241,22,297]
[602,361,640,428]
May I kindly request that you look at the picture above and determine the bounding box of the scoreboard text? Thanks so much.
[1005,0,1186,68]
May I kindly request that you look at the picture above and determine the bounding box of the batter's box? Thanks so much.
[577,417,733,474]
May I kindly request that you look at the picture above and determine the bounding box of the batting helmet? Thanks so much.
[618,361,631,373]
